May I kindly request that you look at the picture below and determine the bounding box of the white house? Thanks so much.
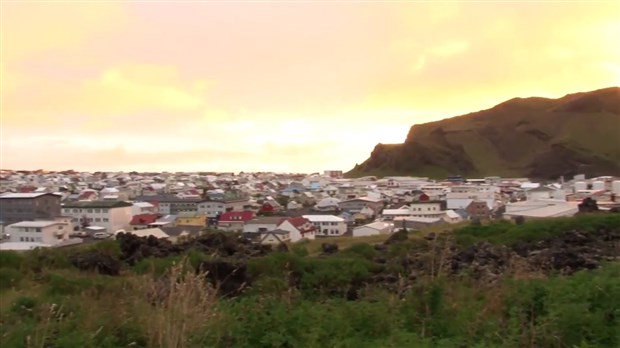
[242,216,283,234]
[443,210,463,224]
[408,202,444,218]
[132,202,157,215]
[277,217,316,242]
[302,215,347,237]
[6,220,71,246]
[353,221,394,237]
[61,201,133,234]
[525,186,555,201]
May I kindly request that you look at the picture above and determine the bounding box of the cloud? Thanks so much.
[428,41,470,58]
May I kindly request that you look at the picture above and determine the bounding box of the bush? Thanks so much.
[0,267,22,291]
[0,251,23,270]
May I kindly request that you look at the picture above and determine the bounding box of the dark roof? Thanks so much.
[63,200,133,209]
[263,229,290,235]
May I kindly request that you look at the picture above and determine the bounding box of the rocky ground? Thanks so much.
[69,218,620,296]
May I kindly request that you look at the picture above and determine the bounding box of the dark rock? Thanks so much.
[321,243,339,254]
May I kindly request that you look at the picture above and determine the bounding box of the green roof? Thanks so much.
[62,201,133,209]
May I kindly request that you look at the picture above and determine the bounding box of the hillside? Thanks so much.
[1,214,619,347]
[347,87,620,179]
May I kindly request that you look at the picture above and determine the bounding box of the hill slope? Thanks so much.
[347,87,620,179]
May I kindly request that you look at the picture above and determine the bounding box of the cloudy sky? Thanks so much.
[2,1,619,173]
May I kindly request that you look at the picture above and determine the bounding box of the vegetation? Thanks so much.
[347,87,620,179]
[1,215,619,347]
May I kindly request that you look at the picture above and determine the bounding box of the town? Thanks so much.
[1,169,618,251]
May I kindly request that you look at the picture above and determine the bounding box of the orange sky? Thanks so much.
[2,1,619,173]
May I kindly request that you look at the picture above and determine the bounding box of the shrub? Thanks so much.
[0,267,22,291]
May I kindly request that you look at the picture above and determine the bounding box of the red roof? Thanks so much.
[77,191,97,200]
[130,214,160,225]
[219,211,254,222]
[279,217,315,234]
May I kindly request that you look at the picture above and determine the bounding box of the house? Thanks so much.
[242,216,283,234]
[0,192,62,225]
[6,220,71,246]
[260,229,291,245]
[197,200,226,218]
[287,200,301,210]
[134,194,201,215]
[352,221,394,237]
[466,200,491,220]
[132,202,157,215]
[302,215,347,237]
[259,199,282,214]
[218,211,255,232]
[61,200,133,234]
[408,201,445,218]
[277,217,316,242]
[358,206,376,219]
[129,214,160,230]
[314,197,341,212]
[175,212,207,227]
[443,210,463,224]
[339,197,384,214]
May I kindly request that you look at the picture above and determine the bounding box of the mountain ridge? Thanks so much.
[347,87,620,179]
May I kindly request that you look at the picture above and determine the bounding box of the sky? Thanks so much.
[2,1,619,174]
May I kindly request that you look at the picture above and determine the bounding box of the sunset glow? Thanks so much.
[2,1,619,173]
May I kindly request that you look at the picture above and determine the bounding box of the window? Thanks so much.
[87,209,93,213]
[95,218,101,222]
[73,209,78,213]
[94,209,100,213]
[58,226,63,230]
[101,209,108,213]
[35,228,41,232]
[20,237,24,242]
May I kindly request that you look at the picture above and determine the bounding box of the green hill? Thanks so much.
[347,87,620,179]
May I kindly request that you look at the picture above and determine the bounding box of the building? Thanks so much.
[352,221,394,237]
[131,202,157,215]
[175,212,207,227]
[134,194,201,215]
[277,217,316,242]
[242,216,283,234]
[197,200,226,218]
[129,214,160,230]
[338,197,384,214]
[302,215,347,237]
[61,201,133,234]
[466,200,491,220]
[6,220,71,245]
[217,211,255,232]
[0,192,62,225]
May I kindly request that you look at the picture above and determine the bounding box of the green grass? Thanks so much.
[454,214,620,247]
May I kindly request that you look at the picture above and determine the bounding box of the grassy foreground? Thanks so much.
[0,215,619,348]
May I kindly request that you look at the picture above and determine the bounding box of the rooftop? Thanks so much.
[63,200,133,209]
[302,215,345,222]
[9,220,61,228]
